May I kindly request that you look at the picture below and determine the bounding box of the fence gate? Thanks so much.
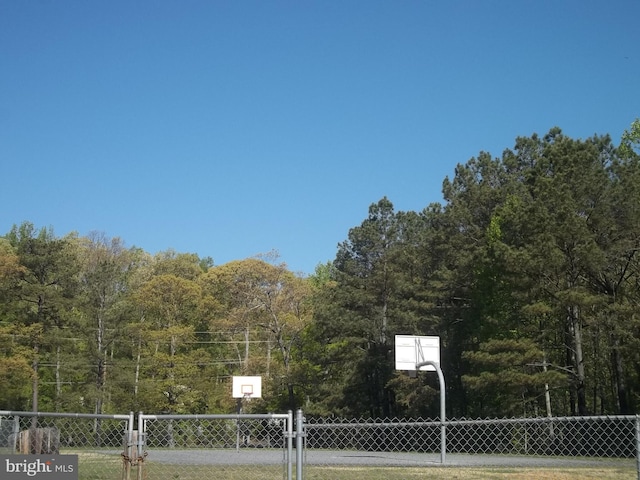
[0,410,133,480]
[137,412,295,480]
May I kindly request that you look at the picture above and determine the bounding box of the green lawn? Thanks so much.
[72,452,637,480]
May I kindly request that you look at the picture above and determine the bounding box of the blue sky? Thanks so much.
[2,1,639,275]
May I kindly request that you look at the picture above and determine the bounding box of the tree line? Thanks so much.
[2,122,639,419]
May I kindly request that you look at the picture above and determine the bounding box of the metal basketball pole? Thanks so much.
[416,360,446,464]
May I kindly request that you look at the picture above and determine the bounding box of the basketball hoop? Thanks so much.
[241,384,254,399]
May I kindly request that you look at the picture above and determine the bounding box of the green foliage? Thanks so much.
[620,118,640,157]
[462,339,566,417]
[0,325,34,409]
[3,125,640,418]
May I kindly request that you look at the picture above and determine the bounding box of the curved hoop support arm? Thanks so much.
[416,360,446,464]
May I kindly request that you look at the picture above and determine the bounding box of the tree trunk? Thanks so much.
[543,353,553,418]
[134,336,142,397]
[611,335,629,414]
[31,352,39,412]
[95,357,105,415]
[542,353,555,438]
[55,346,62,410]
[244,326,250,372]
[31,343,39,429]
[568,305,587,415]
[287,383,295,412]
[266,337,272,378]
[96,307,105,415]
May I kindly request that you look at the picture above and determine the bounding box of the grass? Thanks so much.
[303,466,637,480]
[72,453,637,480]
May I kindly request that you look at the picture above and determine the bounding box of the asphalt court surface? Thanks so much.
[134,448,634,469]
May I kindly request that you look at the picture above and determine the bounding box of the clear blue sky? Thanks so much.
[2,1,639,275]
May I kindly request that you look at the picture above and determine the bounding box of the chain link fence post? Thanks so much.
[636,414,640,480]
[296,409,304,480]
[121,412,134,480]
[136,411,147,480]
[284,410,293,480]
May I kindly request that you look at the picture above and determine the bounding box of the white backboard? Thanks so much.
[395,335,440,372]
[232,376,262,399]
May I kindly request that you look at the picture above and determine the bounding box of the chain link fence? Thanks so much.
[0,410,132,480]
[138,412,296,480]
[1,411,638,479]
[303,415,639,477]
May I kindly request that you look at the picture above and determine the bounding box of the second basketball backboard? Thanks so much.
[395,335,440,372]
